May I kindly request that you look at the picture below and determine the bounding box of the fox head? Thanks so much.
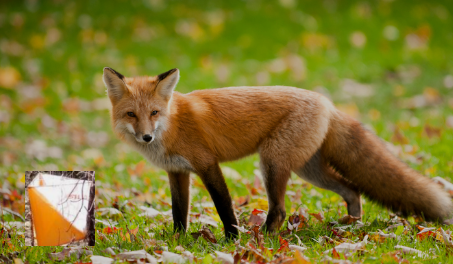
[103,67,179,144]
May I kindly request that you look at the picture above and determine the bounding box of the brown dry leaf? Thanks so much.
[235,195,250,207]
[338,215,361,225]
[381,251,410,264]
[191,226,217,243]
[128,160,146,176]
[423,124,441,139]
[251,224,264,248]
[369,233,386,243]
[309,211,324,222]
[245,243,266,262]
[318,236,336,246]
[391,127,409,145]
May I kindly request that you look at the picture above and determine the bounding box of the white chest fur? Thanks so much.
[131,139,193,172]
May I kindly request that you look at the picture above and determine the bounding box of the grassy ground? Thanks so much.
[1,0,453,263]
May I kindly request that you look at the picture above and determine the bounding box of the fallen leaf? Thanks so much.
[334,235,368,253]
[391,127,409,145]
[3,222,24,230]
[127,160,146,176]
[96,207,123,219]
[277,236,290,253]
[214,251,234,264]
[248,209,267,226]
[95,219,118,227]
[395,245,428,258]
[116,250,157,264]
[139,206,161,218]
[423,124,441,139]
[190,213,218,228]
[381,251,410,264]
[441,228,453,246]
[289,245,307,253]
[90,255,113,264]
[191,226,217,243]
[251,224,264,248]
[433,177,453,194]
[287,213,305,231]
[119,226,139,242]
[332,248,341,259]
[232,225,251,234]
[49,247,93,261]
[235,195,250,207]
[102,227,121,234]
[293,250,311,263]
[318,236,336,246]
[309,211,324,222]
[162,251,185,264]
[181,251,194,262]
[338,215,361,225]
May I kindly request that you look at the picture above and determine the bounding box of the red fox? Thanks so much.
[103,67,452,238]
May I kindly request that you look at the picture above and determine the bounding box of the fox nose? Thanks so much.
[142,134,152,142]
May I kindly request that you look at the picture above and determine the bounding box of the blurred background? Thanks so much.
[1,0,453,217]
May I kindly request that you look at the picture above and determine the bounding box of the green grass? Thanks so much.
[1,0,453,263]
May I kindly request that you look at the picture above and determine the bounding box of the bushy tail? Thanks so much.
[322,111,453,221]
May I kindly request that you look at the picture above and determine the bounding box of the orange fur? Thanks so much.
[104,67,453,238]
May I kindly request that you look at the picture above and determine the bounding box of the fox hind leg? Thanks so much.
[295,150,362,217]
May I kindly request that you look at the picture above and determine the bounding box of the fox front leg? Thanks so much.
[197,163,239,239]
[168,171,191,233]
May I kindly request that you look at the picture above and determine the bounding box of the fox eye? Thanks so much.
[151,110,158,116]
[127,112,136,117]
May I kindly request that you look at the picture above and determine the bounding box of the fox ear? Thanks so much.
[103,67,127,103]
[155,68,179,99]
